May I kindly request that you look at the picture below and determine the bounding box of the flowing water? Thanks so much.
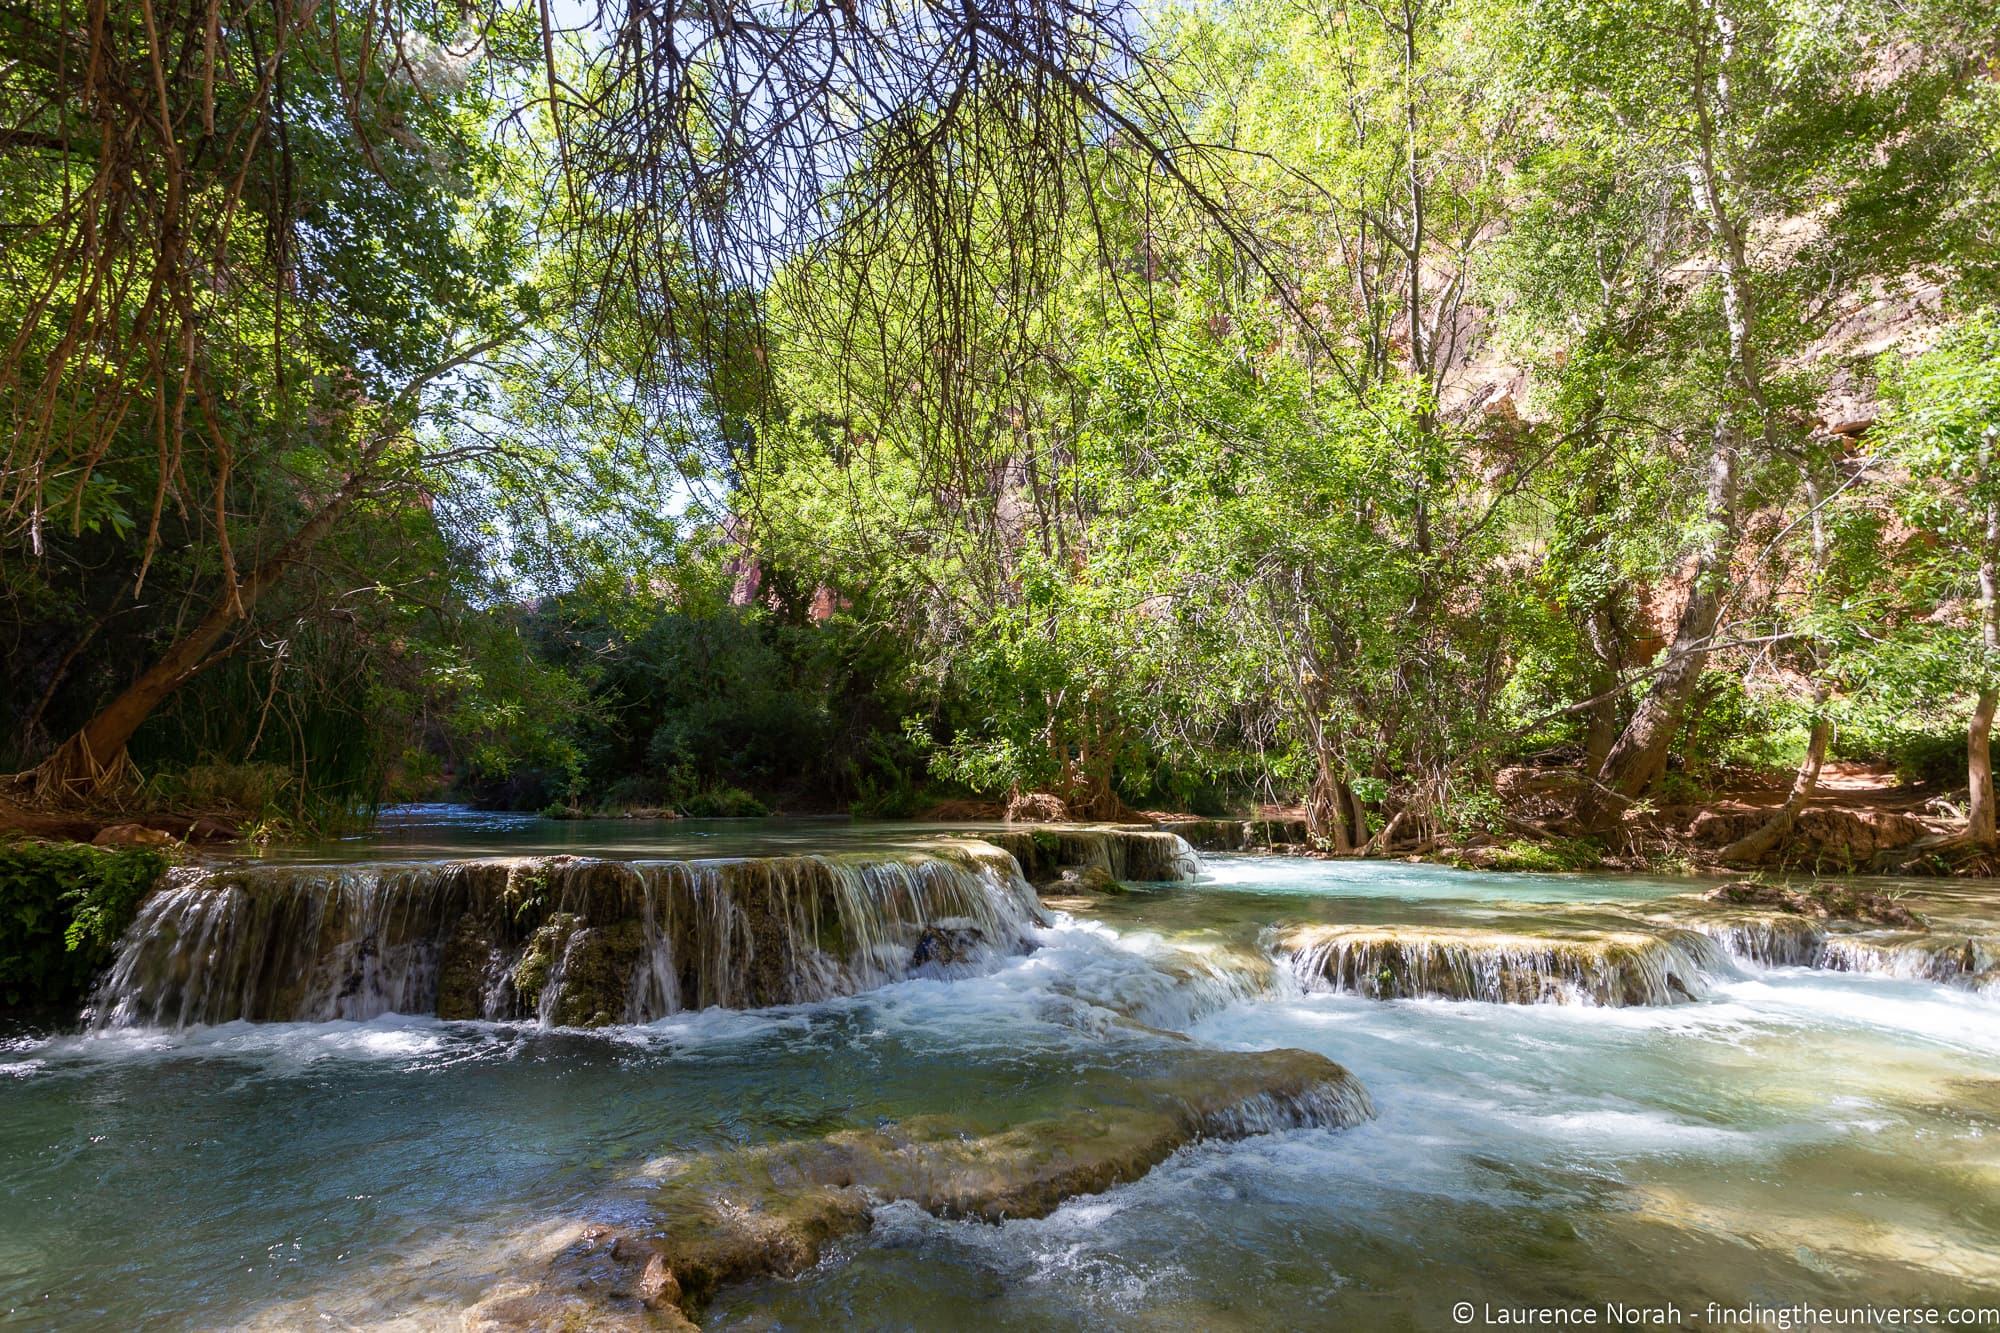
[2,810,1997,1329]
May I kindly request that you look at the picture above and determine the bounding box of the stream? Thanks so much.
[2,809,1996,1328]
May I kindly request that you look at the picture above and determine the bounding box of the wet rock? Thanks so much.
[462,1224,697,1331]
[541,920,650,1027]
[95,842,1054,1027]
[917,797,1007,820]
[1156,817,1251,851]
[649,1046,1367,1312]
[1155,816,1308,854]
[436,911,509,1020]
[1282,924,1724,1006]
[511,912,580,1012]
[181,816,241,843]
[1677,911,1828,967]
[91,823,181,850]
[984,826,1196,884]
[1248,817,1310,847]
[1703,879,1926,928]
[910,921,985,968]
[1819,933,2000,988]
[1038,864,1127,896]
[637,1252,681,1310]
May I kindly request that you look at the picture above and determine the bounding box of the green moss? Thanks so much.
[0,839,167,1014]
[512,912,580,1009]
[542,920,647,1027]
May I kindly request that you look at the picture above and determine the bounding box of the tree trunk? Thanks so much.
[1576,7,1765,831]
[1969,691,1997,847]
[1345,783,1371,850]
[1718,703,1832,865]
[1580,604,1625,777]
[1308,757,1357,853]
[16,466,375,802]
[1579,435,1740,826]
[1972,454,2000,846]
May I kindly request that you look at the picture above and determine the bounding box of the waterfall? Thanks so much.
[981,827,1201,884]
[88,843,1047,1029]
[1281,925,1731,1006]
[1679,914,2000,994]
[1817,933,2000,991]
[1680,915,1828,968]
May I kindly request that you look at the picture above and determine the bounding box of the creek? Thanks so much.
[1,808,1995,1328]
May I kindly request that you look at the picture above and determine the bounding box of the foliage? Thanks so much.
[5,0,1998,855]
[0,842,166,1013]
[1462,840,1607,873]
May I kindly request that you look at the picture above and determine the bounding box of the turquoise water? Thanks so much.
[2,814,1996,1328]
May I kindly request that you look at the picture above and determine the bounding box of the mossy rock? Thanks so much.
[436,910,507,1020]
[1038,864,1128,896]
[541,920,650,1027]
[512,912,581,1011]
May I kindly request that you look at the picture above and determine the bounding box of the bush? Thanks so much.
[679,786,771,818]
[0,840,166,1014]
[1472,838,1605,873]
[146,760,294,813]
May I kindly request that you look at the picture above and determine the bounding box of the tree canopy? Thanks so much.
[3,0,1997,863]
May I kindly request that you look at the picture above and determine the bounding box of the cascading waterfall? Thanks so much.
[984,828,1201,884]
[1680,915,1828,968]
[1817,933,2000,991]
[89,842,1052,1029]
[1675,913,2000,993]
[1280,925,1732,1006]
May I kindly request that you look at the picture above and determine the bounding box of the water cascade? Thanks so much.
[1280,924,1731,1006]
[90,841,1052,1028]
[1669,911,2000,993]
[984,827,1200,884]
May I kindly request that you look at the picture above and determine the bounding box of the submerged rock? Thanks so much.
[1038,863,1128,896]
[475,1045,1370,1324]
[462,1224,697,1332]
[1281,924,1725,1006]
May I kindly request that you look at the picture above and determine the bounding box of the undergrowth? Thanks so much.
[0,840,167,1014]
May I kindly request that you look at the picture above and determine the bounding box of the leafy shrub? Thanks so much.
[1675,672,1796,781]
[0,840,166,1013]
[601,773,676,810]
[679,786,771,818]
[147,760,294,813]
[1473,838,1604,872]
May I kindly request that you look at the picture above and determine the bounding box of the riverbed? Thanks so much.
[2,810,1995,1328]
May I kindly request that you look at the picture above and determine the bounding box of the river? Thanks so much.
[1,809,1995,1328]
